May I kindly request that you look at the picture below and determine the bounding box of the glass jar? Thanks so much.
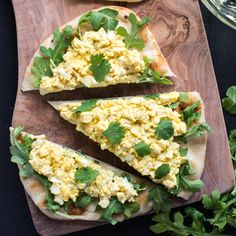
[201,0,236,30]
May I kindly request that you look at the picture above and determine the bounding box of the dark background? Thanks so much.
[0,0,235,235]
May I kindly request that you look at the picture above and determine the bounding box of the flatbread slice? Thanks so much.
[10,127,157,223]
[49,92,211,200]
[22,6,175,95]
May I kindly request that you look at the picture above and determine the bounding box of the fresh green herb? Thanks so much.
[121,173,146,192]
[222,86,236,114]
[89,54,111,82]
[179,146,188,157]
[75,167,99,183]
[73,99,97,113]
[123,202,140,218]
[144,94,160,99]
[31,25,75,87]
[155,164,170,179]
[168,102,180,109]
[175,122,212,143]
[140,57,173,85]
[116,13,150,50]
[170,162,204,195]
[148,185,171,213]
[75,194,92,208]
[134,141,151,157]
[155,119,174,140]
[229,129,236,175]
[103,121,125,145]
[182,100,201,126]
[10,127,59,211]
[179,92,189,103]
[78,8,118,33]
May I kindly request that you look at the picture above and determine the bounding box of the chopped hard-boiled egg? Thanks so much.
[58,92,188,189]
[39,28,145,94]
[29,138,138,206]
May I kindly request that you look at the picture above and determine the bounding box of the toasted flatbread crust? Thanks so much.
[22,6,175,92]
[49,92,207,200]
[10,129,154,221]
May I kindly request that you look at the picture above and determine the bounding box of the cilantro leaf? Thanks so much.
[182,100,201,126]
[75,167,99,183]
[134,141,151,157]
[155,164,170,179]
[148,185,171,213]
[116,13,151,50]
[155,119,174,140]
[89,54,111,82]
[78,8,118,33]
[202,190,224,211]
[75,194,92,208]
[101,198,124,225]
[73,99,97,113]
[222,86,236,114]
[103,122,125,145]
[179,146,188,157]
[175,122,211,143]
[152,71,173,85]
[123,202,140,218]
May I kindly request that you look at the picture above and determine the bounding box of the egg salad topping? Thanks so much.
[58,92,188,189]
[29,138,138,206]
[39,28,145,94]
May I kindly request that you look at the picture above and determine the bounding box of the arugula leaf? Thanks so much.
[75,194,92,208]
[78,8,118,33]
[170,162,204,195]
[75,167,99,183]
[89,54,111,82]
[134,141,151,157]
[103,122,125,145]
[144,94,160,99]
[140,57,173,85]
[116,13,151,50]
[169,102,180,109]
[180,92,189,103]
[179,146,188,157]
[101,198,124,225]
[31,25,75,88]
[148,185,171,213]
[182,100,201,126]
[123,202,140,218]
[155,119,174,140]
[73,99,97,113]
[155,164,170,179]
[175,122,211,143]
[36,173,60,211]
[222,86,236,114]
[19,163,34,177]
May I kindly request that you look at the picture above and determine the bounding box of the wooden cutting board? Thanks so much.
[12,0,235,235]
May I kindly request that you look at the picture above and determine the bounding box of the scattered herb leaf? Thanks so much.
[74,99,97,113]
[155,164,170,179]
[134,141,151,157]
[103,122,125,145]
[75,167,99,183]
[155,119,174,140]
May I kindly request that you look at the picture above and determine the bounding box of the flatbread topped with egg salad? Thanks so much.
[49,92,211,200]
[10,127,165,224]
[22,6,175,95]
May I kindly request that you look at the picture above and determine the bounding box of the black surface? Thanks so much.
[0,0,236,235]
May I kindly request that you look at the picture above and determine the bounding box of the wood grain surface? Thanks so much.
[11,0,235,235]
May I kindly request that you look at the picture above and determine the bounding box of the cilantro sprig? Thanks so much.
[155,118,174,140]
[73,99,97,113]
[89,54,111,82]
[116,13,150,50]
[31,25,75,87]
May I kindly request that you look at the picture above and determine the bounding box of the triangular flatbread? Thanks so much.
[22,6,175,95]
[49,92,209,200]
[10,127,155,223]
